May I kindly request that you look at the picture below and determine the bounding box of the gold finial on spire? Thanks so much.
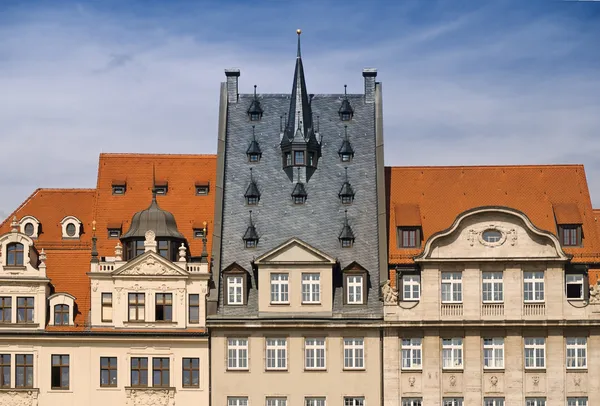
[296,29,302,35]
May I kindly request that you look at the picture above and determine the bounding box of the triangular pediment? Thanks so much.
[112,251,189,277]
[254,238,336,265]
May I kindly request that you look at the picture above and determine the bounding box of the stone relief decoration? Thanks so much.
[144,230,156,243]
[115,287,123,304]
[178,288,186,304]
[490,375,498,387]
[589,282,600,304]
[0,389,39,406]
[573,375,582,387]
[126,388,174,406]
[92,281,99,292]
[408,377,415,387]
[380,280,398,305]
[449,374,457,387]
[120,257,182,277]
[532,375,540,387]
[468,224,518,248]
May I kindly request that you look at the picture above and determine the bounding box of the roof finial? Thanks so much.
[344,209,349,223]
[200,220,208,262]
[249,210,253,224]
[91,220,99,264]
[296,29,302,58]
[344,84,348,97]
[253,84,257,97]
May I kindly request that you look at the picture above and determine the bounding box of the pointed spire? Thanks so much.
[243,210,259,247]
[246,125,262,162]
[200,221,208,263]
[297,29,302,57]
[245,168,261,204]
[339,125,355,162]
[91,220,99,263]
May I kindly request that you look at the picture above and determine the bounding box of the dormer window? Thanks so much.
[247,85,263,121]
[6,243,24,266]
[294,151,305,166]
[292,183,307,205]
[243,211,259,249]
[339,210,355,248]
[60,216,82,239]
[343,262,368,305]
[195,184,210,196]
[398,227,421,248]
[193,228,206,239]
[24,223,34,237]
[66,224,76,237]
[246,126,262,163]
[54,304,69,325]
[112,185,126,195]
[108,228,121,239]
[223,263,248,306]
[245,169,261,206]
[559,225,581,247]
[339,168,355,205]
[338,85,354,121]
[19,216,40,239]
[338,126,354,163]
[155,184,168,195]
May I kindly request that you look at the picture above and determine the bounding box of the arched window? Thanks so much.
[54,304,69,326]
[66,223,77,237]
[24,223,34,237]
[6,243,24,266]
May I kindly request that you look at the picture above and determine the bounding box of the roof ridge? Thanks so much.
[36,188,96,192]
[99,153,217,158]
[0,188,42,227]
[386,164,585,170]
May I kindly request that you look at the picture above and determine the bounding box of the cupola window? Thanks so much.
[338,85,354,121]
[294,151,305,165]
[338,126,355,162]
[6,243,24,266]
[246,126,262,163]
[247,85,264,121]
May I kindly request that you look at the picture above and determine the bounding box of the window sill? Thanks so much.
[442,368,464,372]
[0,323,39,328]
[265,369,288,372]
[0,388,39,393]
[483,367,505,371]
[401,368,423,372]
[524,368,546,372]
[3,266,27,271]
[566,298,585,302]
[343,368,366,372]
[566,367,588,371]
[269,302,290,306]
[441,302,463,305]
[124,386,176,391]
[523,301,545,304]
[401,298,420,302]
[482,301,504,304]
[304,368,327,372]
[98,387,120,391]
[226,368,249,372]
[301,302,322,306]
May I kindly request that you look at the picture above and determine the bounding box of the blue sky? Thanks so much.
[0,0,599,218]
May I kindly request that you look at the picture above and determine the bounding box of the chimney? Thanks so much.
[362,68,377,104]
[225,69,240,103]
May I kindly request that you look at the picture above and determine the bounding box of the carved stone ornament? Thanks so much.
[126,388,175,406]
[144,230,156,243]
[380,280,398,305]
[468,225,518,248]
[574,375,582,386]
[449,374,457,387]
[408,377,416,387]
[92,281,99,292]
[532,375,540,387]
[120,257,181,276]
[589,282,600,304]
[0,389,39,406]
[490,375,498,387]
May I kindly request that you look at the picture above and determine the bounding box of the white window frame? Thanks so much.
[302,273,321,304]
[483,398,504,406]
[227,338,248,370]
[401,399,422,406]
[567,398,587,406]
[441,272,462,303]
[442,398,463,406]
[402,275,420,301]
[483,338,504,369]
[401,338,422,370]
[524,338,546,369]
[566,337,587,369]
[227,276,244,305]
[265,338,287,370]
[442,338,463,369]
[566,274,584,300]
[482,272,504,303]
[270,273,289,304]
[305,398,326,406]
[343,338,364,370]
[347,275,363,304]
[523,271,545,303]
[267,398,287,406]
[525,399,546,406]
[228,397,249,406]
[304,338,326,370]
[344,398,364,406]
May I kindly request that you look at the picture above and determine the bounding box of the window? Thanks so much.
[152,358,169,387]
[51,355,69,390]
[308,152,315,167]
[128,293,145,321]
[66,223,77,237]
[341,239,353,248]
[442,338,463,369]
[194,228,206,239]
[561,225,580,246]
[483,338,504,369]
[341,153,352,162]
[524,338,545,369]
[24,223,34,237]
[6,243,24,266]
[227,338,248,370]
[285,153,292,167]
[398,228,419,248]
[302,273,320,304]
[107,228,121,239]
[0,354,9,388]
[442,399,463,406]
[112,185,126,195]
[347,275,363,304]
[402,399,422,406]
[155,185,168,195]
[566,274,584,300]
[0,297,11,322]
[482,272,504,302]
[229,398,248,406]
[482,229,502,243]
[402,275,421,301]
[227,276,244,305]
[157,240,169,259]
[441,272,462,303]
[195,185,209,196]
[294,151,305,165]
[523,272,545,302]
[567,398,587,406]
[249,153,260,163]
[101,293,112,322]
[130,357,148,387]
[525,399,545,406]
[344,398,364,406]
[270,273,289,304]
[17,297,34,323]
[100,357,117,387]
[343,338,364,369]
[267,398,287,406]
[182,358,199,388]
[401,338,422,370]
[305,398,326,406]
[15,354,33,388]
[155,293,173,322]
[484,399,504,406]
[566,337,587,369]
[247,196,259,205]
[189,294,200,324]
[305,338,326,370]
[54,304,69,325]
[245,239,257,248]
[266,338,287,370]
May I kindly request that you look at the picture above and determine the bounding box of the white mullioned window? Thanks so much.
[525,399,546,406]
[344,398,364,406]
[566,274,585,299]
[302,273,320,303]
[484,398,504,406]
[347,275,363,304]
[523,271,545,302]
[483,338,504,369]
[266,338,287,370]
[566,337,587,369]
[227,276,243,305]
[402,275,420,301]
[482,272,503,302]
[305,398,326,406]
[401,399,422,406]
[567,398,587,406]
[343,338,364,369]
[441,272,462,303]
[270,273,289,304]
[227,338,248,370]
[304,338,326,370]
[524,338,545,369]
[442,338,463,369]
[229,397,249,406]
[401,338,422,370]
[267,398,287,406]
[442,398,463,406]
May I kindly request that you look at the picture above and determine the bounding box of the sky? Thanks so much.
[0,0,599,219]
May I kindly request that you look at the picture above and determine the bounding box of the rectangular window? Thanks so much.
[155,185,168,195]
[189,294,200,324]
[285,153,292,167]
[302,273,321,304]
[266,338,287,370]
[561,226,580,246]
[305,338,326,370]
[0,297,11,323]
[0,354,9,388]
[112,185,126,195]
[523,272,545,302]
[343,338,364,370]
[344,398,364,406]
[182,358,199,388]
[401,399,422,406]
[483,338,504,369]
[227,338,248,370]
[398,227,420,248]
[193,228,206,239]
[195,185,209,196]
[51,354,69,390]
[157,240,169,258]
[401,338,422,370]
[441,273,462,303]
[101,293,112,322]
[15,354,33,388]
[305,398,326,406]
[525,399,546,406]
[16,297,34,323]
[566,337,587,369]
[294,151,305,165]
[482,272,504,302]
[128,293,145,321]
[442,399,463,406]
[152,358,169,387]
[567,398,587,406]
[524,338,546,369]
[107,229,121,238]
[155,293,173,322]
[267,398,287,406]
[484,399,504,406]
[402,275,421,301]
[566,274,584,300]
[270,273,289,304]
[227,276,244,305]
[442,338,463,369]
[100,357,117,387]
[229,398,248,406]
[130,357,148,387]
[347,275,363,304]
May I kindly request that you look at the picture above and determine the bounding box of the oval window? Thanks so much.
[66,223,77,237]
[482,229,502,243]
[24,223,34,236]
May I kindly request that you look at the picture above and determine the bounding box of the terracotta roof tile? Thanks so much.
[553,203,583,224]
[394,204,422,227]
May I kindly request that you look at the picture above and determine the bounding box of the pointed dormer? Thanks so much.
[339,210,355,248]
[339,167,355,205]
[338,84,354,121]
[338,125,355,163]
[291,168,307,205]
[243,210,259,248]
[280,30,321,182]
[247,85,263,121]
[244,168,260,205]
[246,125,262,163]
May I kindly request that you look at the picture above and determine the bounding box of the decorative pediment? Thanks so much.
[342,261,368,273]
[415,206,570,262]
[254,238,336,265]
[112,251,188,277]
